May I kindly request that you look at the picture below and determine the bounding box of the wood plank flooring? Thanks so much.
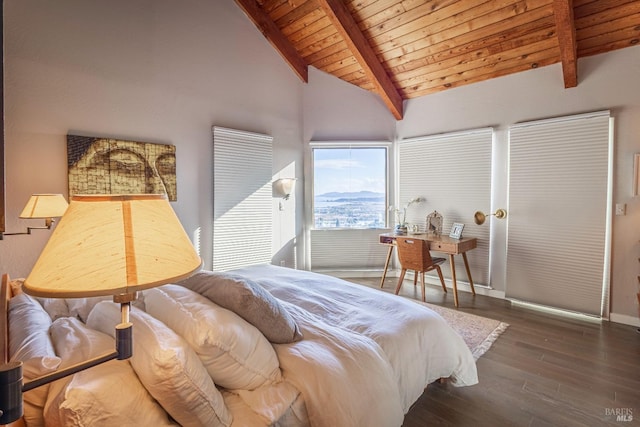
[345,276,640,427]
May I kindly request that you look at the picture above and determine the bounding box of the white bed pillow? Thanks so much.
[145,284,282,390]
[87,301,232,427]
[8,293,59,363]
[65,293,146,322]
[178,270,303,344]
[234,379,307,424]
[35,297,70,321]
[9,277,71,321]
[65,296,111,322]
[8,292,62,427]
[45,317,175,427]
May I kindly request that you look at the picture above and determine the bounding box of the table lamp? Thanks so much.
[0,194,202,424]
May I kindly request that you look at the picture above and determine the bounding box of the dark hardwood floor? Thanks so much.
[345,276,640,427]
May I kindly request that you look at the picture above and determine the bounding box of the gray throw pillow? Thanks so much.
[177,270,303,344]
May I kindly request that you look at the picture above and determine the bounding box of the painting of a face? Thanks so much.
[67,135,177,201]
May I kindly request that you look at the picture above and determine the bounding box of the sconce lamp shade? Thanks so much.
[473,208,507,225]
[273,178,296,199]
[19,194,68,219]
[23,194,202,298]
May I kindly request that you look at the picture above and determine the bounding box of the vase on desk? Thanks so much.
[394,225,407,235]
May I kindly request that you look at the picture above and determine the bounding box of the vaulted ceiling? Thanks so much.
[234,0,640,119]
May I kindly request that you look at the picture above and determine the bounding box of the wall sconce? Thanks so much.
[0,194,202,424]
[273,178,296,200]
[473,208,507,225]
[0,194,69,240]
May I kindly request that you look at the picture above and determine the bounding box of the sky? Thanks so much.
[313,147,386,196]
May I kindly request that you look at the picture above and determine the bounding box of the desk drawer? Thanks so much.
[429,241,457,253]
[379,235,395,245]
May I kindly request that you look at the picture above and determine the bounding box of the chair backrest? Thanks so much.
[395,237,435,272]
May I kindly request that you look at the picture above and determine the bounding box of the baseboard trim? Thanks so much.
[609,312,640,328]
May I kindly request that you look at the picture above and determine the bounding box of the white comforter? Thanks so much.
[230,265,478,427]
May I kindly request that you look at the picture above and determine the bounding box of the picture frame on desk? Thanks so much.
[426,210,443,235]
[449,223,464,239]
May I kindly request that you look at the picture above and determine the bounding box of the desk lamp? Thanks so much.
[0,194,202,424]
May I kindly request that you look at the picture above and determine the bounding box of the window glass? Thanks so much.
[313,147,387,229]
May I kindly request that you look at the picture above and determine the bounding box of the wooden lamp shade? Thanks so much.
[23,194,202,298]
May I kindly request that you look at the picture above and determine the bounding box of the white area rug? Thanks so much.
[420,302,509,360]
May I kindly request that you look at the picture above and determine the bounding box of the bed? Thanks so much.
[2,264,478,427]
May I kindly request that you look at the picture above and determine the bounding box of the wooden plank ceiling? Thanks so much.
[235,0,640,119]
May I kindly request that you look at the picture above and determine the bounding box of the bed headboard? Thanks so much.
[1,273,28,427]
[1,273,10,365]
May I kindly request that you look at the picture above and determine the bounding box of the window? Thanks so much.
[312,145,388,229]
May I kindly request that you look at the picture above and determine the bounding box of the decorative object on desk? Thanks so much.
[394,224,408,235]
[0,194,69,240]
[449,222,465,239]
[67,135,177,201]
[389,197,426,230]
[473,209,507,225]
[0,194,202,425]
[425,210,443,235]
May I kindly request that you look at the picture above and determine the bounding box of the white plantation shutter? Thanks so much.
[506,111,612,316]
[398,128,493,286]
[309,228,391,270]
[213,126,273,271]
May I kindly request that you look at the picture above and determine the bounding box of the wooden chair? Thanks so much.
[394,237,447,302]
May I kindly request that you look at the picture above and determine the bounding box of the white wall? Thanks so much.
[302,67,397,142]
[1,0,304,276]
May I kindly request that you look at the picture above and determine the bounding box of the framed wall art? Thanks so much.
[67,135,177,201]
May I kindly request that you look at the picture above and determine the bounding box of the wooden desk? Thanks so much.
[379,233,477,307]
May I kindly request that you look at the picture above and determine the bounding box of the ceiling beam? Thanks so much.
[552,0,578,88]
[316,0,404,120]
[234,0,308,83]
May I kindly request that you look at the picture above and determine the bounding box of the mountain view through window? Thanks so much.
[313,147,387,229]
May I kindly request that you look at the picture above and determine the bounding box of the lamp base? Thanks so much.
[116,323,133,360]
[0,362,23,424]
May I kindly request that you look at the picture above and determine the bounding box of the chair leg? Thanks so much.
[413,271,418,287]
[420,272,426,302]
[436,266,447,293]
[395,269,407,295]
